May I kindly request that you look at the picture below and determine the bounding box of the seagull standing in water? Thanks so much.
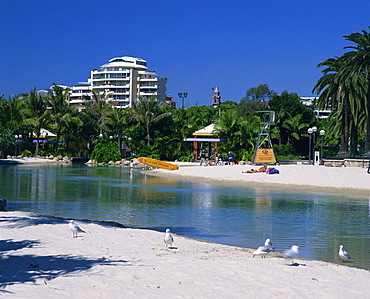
[339,245,354,263]
[252,246,274,258]
[164,229,174,250]
[69,220,86,238]
[265,238,273,248]
[283,245,300,264]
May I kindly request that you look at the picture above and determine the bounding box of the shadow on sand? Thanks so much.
[0,238,128,294]
[0,214,129,293]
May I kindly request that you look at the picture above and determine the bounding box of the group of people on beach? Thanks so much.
[200,152,237,166]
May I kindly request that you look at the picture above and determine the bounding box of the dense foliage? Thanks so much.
[0,87,317,162]
[1,27,369,162]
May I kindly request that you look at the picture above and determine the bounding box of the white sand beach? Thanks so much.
[150,163,370,192]
[1,211,370,298]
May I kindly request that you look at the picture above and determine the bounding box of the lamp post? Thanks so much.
[308,128,313,165]
[320,130,325,162]
[45,132,48,150]
[178,92,188,110]
[99,133,103,143]
[14,135,19,156]
[312,126,317,165]
[18,134,22,156]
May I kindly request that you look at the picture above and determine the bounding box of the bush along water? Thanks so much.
[90,142,121,163]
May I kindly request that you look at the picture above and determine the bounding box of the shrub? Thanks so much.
[90,142,121,163]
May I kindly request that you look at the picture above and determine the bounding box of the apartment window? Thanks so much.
[93,74,106,79]
[115,89,129,93]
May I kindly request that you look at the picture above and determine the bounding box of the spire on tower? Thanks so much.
[212,85,221,107]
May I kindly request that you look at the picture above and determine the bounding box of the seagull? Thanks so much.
[252,246,273,258]
[164,229,174,250]
[265,238,273,248]
[69,220,86,238]
[283,245,300,264]
[339,245,354,263]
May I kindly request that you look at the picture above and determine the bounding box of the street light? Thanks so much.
[18,134,22,156]
[99,133,103,143]
[320,130,325,162]
[308,128,313,165]
[14,135,19,156]
[178,92,188,110]
[311,126,317,165]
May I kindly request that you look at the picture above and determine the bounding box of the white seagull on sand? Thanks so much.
[264,238,273,248]
[164,229,174,250]
[339,245,354,263]
[69,220,86,238]
[252,246,274,258]
[283,245,300,264]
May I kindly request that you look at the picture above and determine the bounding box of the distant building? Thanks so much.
[300,96,331,119]
[69,56,167,107]
[165,95,177,108]
[212,86,221,107]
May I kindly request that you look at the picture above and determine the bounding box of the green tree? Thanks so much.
[282,113,310,151]
[1,96,29,134]
[238,98,264,118]
[312,57,353,156]
[48,84,83,151]
[83,89,111,138]
[22,88,50,156]
[243,84,277,103]
[340,27,370,151]
[104,107,133,157]
[132,96,171,146]
[214,108,260,159]
[0,127,15,158]
[269,91,315,152]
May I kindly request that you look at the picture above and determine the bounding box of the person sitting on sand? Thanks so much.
[242,165,267,173]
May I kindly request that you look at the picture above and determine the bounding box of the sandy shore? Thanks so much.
[149,164,370,192]
[1,211,369,298]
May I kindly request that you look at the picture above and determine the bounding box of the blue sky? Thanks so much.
[1,1,370,106]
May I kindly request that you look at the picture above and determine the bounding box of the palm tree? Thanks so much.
[48,84,83,151]
[82,89,111,141]
[340,27,370,151]
[104,107,133,156]
[312,57,353,156]
[1,96,29,134]
[213,109,248,151]
[282,113,310,150]
[22,88,50,156]
[131,96,171,146]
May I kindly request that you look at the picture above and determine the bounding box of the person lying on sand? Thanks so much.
[203,160,216,166]
[242,165,267,173]
[325,162,345,167]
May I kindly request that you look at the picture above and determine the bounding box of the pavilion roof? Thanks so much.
[193,124,217,136]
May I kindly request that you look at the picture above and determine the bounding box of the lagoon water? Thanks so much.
[1,164,369,270]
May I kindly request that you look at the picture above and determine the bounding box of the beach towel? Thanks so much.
[268,168,279,174]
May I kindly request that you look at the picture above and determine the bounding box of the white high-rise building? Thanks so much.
[69,56,167,107]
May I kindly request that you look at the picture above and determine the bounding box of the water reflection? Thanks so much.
[1,164,369,270]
